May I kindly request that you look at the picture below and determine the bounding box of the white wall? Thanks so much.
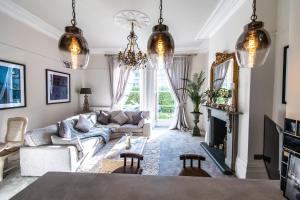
[207,0,278,178]
[0,12,83,142]
[286,0,300,120]
[272,1,290,127]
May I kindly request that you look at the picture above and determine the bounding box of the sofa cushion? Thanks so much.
[75,115,92,133]
[58,120,72,138]
[81,137,102,154]
[111,111,129,125]
[124,111,138,124]
[114,124,143,133]
[97,110,110,125]
[132,112,143,125]
[51,135,83,152]
[24,125,58,146]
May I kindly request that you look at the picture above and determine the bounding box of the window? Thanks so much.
[122,70,141,111]
[156,66,176,121]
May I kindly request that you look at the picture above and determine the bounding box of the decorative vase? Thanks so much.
[191,112,202,137]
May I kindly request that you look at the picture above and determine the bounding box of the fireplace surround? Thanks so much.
[201,106,241,174]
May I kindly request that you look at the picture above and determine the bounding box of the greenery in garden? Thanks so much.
[124,86,175,120]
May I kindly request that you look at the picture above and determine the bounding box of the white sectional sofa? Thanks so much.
[20,111,151,176]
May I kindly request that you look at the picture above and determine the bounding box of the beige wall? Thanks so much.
[286,0,300,120]
[0,12,83,142]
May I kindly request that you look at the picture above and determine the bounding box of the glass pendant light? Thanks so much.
[235,0,271,68]
[58,0,89,70]
[147,0,175,69]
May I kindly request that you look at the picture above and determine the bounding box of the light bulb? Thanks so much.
[68,37,81,69]
[245,31,258,68]
[156,36,165,58]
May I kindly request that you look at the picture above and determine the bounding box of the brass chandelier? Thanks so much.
[118,22,148,70]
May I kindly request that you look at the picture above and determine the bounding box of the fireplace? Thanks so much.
[201,106,240,175]
[210,117,227,152]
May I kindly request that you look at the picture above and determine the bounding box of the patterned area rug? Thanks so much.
[77,136,160,175]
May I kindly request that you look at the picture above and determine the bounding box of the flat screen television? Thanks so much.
[263,115,281,180]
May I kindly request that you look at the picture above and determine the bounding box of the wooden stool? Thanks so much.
[112,153,143,175]
[179,154,210,177]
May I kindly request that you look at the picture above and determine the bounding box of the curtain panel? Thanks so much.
[106,55,131,109]
[165,55,193,130]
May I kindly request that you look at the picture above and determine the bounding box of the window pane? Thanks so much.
[122,70,141,111]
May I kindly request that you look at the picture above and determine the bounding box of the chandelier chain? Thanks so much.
[251,0,257,22]
[71,0,77,26]
[158,0,164,24]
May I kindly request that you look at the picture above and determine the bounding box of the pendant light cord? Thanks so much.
[251,0,257,22]
[71,0,77,26]
[158,0,164,24]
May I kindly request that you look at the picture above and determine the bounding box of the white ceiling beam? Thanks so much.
[195,0,247,40]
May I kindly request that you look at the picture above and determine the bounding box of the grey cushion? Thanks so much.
[97,111,110,125]
[75,115,92,133]
[125,111,139,124]
[24,125,58,146]
[132,112,143,125]
[111,111,129,125]
[58,120,72,138]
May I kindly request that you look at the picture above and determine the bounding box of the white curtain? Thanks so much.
[165,55,192,130]
[213,60,230,90]
[107,55,131,109]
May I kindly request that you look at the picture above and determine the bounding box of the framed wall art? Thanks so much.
[46,69,70,104]
[282,45,289,104]
[285,153,300,200]
[0,60,26,110]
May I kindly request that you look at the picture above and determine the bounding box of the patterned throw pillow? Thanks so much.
[132,112,144,125]
[111,111,129,125]
[58,120,72,139]
[75,115,92,133]
[97,110,111,125]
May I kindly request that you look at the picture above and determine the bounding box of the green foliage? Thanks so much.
[180,71,207,112]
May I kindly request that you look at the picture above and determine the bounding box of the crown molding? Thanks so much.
[90,45,207,55]
[0,0,62,40]
[196,0,248,40]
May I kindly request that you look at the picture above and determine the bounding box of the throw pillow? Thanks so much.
[111,111,129,125]
[58,120,72,139]
[97,110,110,125]
[75,115,92,133]
[132,112,144,125]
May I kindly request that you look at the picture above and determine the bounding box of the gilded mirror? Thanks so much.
[209,53,239,111]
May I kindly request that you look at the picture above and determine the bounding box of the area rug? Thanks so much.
[77,136,160,175]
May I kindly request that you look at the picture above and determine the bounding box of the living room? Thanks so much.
[0,0,299,199]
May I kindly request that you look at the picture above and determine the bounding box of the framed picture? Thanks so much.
[285,153,300,200]
[282,45,289,104]
[46,69,70,104]
[0,60,26,110]
[285,118,297,135]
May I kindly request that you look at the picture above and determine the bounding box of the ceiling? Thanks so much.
[10,0,221,53]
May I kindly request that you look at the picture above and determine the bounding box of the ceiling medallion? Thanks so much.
[115,10,149,70]
[235,0,271,68]
[58,0,89,70]
[147,0,175,69]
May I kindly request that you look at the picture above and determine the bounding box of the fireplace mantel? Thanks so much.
[203,105,242,174]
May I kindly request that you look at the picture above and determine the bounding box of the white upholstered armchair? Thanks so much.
[0,117,28,181]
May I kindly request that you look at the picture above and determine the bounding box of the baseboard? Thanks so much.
[235,156,247,179]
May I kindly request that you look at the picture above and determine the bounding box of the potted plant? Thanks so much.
[180,71,206,136]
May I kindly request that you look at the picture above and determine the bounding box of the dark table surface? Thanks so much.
[12,172,285,200]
